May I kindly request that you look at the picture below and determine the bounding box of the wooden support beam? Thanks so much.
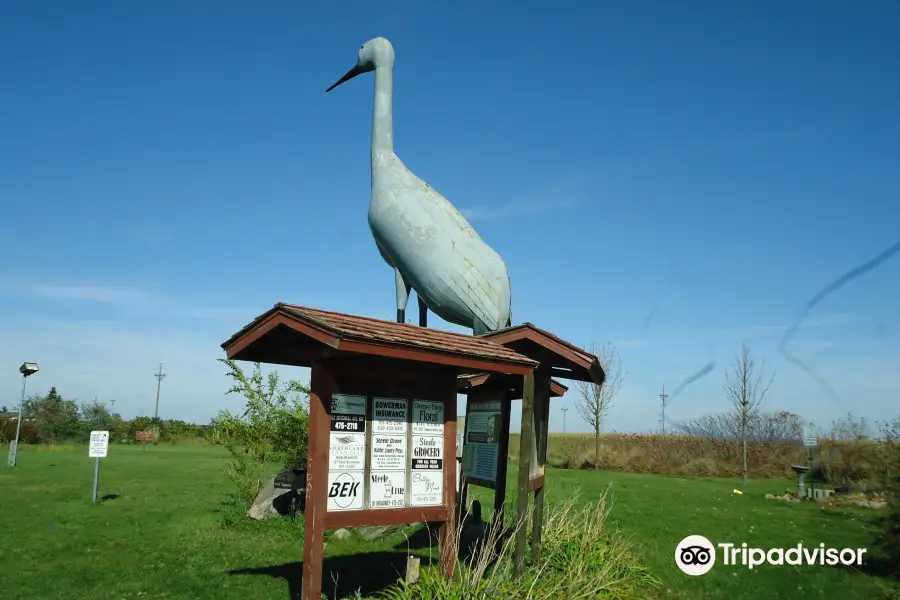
[531,369,552,564]
[439,389,458,578]
[493,390,512,527]
[526,474,545,492]
[302,359,332,600]
[515,372,535,574]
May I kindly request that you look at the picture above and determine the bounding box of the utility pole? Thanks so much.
[153,364,166,421]
[561,407,568,434]
[659,385,668,435]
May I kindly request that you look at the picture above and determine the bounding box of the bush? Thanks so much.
[871,418,900,578]
[210,359,310,506]
[515,432,899,485]
[377,490,658,600]
[0,419,40,444]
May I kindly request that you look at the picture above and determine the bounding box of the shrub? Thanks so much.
[377,490,658,600]
[210,358,311,506]
[871,418,900,578]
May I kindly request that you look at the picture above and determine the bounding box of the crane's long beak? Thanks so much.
[326,65,366,92]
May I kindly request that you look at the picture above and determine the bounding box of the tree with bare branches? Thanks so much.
[725,343,774,487]
[575,342,625,469]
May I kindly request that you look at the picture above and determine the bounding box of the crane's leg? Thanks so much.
[473,316,489,336]
[395,269,411,324]
[418,295,428,327]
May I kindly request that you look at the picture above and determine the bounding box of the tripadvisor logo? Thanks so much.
[675,535,716,576]
[675,535,868,575]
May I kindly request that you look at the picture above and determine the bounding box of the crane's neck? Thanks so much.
[371,65,394,164]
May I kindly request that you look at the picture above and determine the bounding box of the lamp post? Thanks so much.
[8,362,39,467]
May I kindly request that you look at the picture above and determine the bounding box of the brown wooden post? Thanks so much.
[531,368,552,564]
[458,394,471,523]
[515,372,535,574]
[493,388,512,527]
[302,359,332,600]
[439,382,458,578]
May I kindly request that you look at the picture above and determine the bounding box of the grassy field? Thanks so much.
[1,443,897,600]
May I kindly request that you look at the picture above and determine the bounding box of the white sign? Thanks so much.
[327,470,364,511]
[88,430,109,458]
[368,471,406,509]
[464,400,501,483]
[331,394,366,434]
[412,400,444,435]
[803,424,818,448]
[328,395,366,511]
[332,394,367,416]
[372,398,408,434]
[371,433,407,471]
[329,432,366,471]
[410,434,443,506]
[411,434,443,469]
[410,471,443,506]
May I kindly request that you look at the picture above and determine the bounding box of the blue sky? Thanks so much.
[1,1,898,434]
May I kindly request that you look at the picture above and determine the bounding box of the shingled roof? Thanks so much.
[221,303,538,375]
[479,322,605,384]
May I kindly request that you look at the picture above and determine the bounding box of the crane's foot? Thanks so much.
[397,309,405,323]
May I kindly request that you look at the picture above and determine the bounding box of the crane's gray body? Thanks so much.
[328,37,512,334]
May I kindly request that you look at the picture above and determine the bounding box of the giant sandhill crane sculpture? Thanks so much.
[327,37,512,335]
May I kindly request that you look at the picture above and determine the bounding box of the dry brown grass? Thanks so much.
[507,433,897,487]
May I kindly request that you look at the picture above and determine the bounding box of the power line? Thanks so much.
[659,385,668,435]
[153,363,166,420]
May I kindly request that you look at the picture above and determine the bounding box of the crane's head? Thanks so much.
[326,37,394,92]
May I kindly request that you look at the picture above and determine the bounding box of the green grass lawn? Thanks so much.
[1,444,896,599]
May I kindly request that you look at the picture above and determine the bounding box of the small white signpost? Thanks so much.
[88,430,109,503]
[802,424,818,448]
[802,423,818,500]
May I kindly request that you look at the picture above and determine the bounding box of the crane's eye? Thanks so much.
[360,45,364,50]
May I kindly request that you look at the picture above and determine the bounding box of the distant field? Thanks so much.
[0,443,896,600]
[508,432,896,484]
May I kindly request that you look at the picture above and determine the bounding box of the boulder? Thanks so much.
[247,477,293,520]
[356,525,402,541]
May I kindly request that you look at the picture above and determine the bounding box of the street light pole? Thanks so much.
[8,362,39,468]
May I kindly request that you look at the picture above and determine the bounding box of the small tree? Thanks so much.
[724,343,774,487]
[22,387,82,443]
[574,342,625,469]
[872,416,900,578]
[211,358,311,506]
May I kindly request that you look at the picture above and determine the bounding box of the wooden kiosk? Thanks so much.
[458,323,605,573]
[221,303,540,600]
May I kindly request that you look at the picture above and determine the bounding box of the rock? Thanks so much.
[332,528,352,540]
[405,556,420,584]
[248,477,293,520]
[356,525,402,541]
